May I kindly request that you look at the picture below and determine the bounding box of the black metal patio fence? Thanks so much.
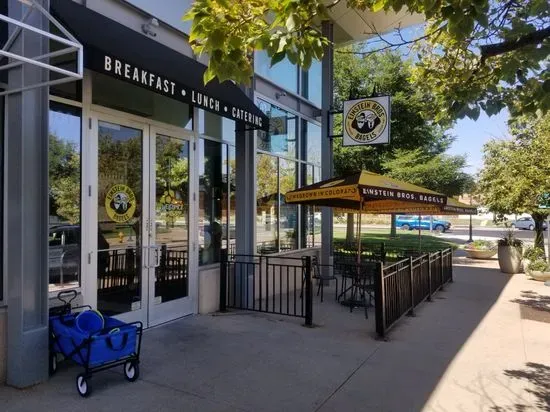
[220,254,313,326]
[375,248,453,338]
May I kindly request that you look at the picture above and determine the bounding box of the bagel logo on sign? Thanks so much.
[343,96,390,146]
[105,184,136,223]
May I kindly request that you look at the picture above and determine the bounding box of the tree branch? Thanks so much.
[336,25,445,56]
[480,26,550,61]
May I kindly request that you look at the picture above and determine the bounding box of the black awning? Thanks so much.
[51,0,268,132]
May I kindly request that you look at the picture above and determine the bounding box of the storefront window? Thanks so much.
[199,139,225,265]
[304,121,322,166]
[198,110,235,145]
[279,159,298,251]
[256,154,279,253]
[254,50,298,93]
[302,59,322,108]
[257,99,297,158]
[48,103,82,291]
[92,72,192,130]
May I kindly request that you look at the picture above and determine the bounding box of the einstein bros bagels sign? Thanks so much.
[343,97,390,146]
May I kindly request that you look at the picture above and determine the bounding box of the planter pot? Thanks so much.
[529,271,550,282]
[498,245,523,274]
[464,248,497,259]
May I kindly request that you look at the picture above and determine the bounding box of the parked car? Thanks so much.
[395,215,452,233]
[508,217,548,231]
[49,224,81,285]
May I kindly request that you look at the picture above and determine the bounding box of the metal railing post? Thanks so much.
[304,256,313,327]
[375,261,386,338]
[219,256,227,312]
[439,250,444,290]
[408,256,415,316]
[449,249,454,283]
[427,254,432,302]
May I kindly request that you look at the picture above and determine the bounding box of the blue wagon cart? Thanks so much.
[49,291,143,397]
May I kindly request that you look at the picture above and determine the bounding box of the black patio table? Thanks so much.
[336,261,376,318]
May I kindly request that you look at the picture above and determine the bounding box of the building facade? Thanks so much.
[0,0,419,387]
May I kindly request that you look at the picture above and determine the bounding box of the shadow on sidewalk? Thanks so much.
[511,290,550,324]
[493,363,550,411]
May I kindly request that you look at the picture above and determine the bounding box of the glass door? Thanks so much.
[147,129,194,326]
[96,118,148,325]
[91,114,195,327]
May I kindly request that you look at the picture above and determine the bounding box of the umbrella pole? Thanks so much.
[418,214,422,252]
[357,198,363,266]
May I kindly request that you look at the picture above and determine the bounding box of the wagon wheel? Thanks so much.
[76,374,92,397]
[49,353,57,376]
[124,360,140,382]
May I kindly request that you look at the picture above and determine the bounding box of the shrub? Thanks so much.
[465,239,496,250]
[498,230,523,248]
[523,246,546,261]
[528,259,550,272]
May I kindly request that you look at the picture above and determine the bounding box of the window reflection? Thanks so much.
[48,103,81,291]
[254,50,298,93]
[280,159,298,251]
[198,109,236,144]
[256,154,279,254]
[305,121,322,166]
[302,59,322,107]
[257,99,297,158]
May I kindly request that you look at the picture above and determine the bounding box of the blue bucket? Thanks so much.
[75,310,104,334]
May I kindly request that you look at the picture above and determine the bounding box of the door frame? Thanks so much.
[82,104,198,326]
[148,124,197,326]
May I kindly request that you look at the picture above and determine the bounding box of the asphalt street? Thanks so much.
[448,226,542,242]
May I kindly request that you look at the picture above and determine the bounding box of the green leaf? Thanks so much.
[372,0,386,12]
[203,67,216,84]
[287,49,298,65]
[277,36,288,53]
[286,14,297,32]
[209,29,225,49]
[270,52,286,67]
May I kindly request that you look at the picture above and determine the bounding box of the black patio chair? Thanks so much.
[301,256,338,302]
[336,261,376,319]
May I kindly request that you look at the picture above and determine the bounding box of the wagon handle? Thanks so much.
[105,332,128,351]
[57,290,77,305]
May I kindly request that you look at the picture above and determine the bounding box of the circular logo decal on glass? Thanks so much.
[159,189,184,212]
[105,184,136,223]
[345,100,388,144]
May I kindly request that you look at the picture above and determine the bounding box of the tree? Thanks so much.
[332,49,467,241]
[383,149,475,197]
[477,112,550,253]
[185,0,550,121]
[49,134,80,223]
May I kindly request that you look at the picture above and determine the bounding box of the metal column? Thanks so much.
[6,0,50,387]
[320,21,334,273]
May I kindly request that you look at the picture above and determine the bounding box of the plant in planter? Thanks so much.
[522,246,546,272]
[463,239,497,259]
[497,230,524,274]
[526,259,550,281]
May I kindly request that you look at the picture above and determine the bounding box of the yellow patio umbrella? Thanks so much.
[284,171,476,257]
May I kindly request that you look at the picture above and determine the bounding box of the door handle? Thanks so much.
[149,245,161,268]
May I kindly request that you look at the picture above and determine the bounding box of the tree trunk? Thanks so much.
[346,213,355,245]
[390,214,397,238]
[532,212,548,258]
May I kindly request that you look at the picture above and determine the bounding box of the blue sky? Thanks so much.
[364,25,511,177]
[447,109,510,176]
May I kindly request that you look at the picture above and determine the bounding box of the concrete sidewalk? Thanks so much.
[1,260,549,411]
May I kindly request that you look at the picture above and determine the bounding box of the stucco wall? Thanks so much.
[198,265,220,314]
[0,308,6,383]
